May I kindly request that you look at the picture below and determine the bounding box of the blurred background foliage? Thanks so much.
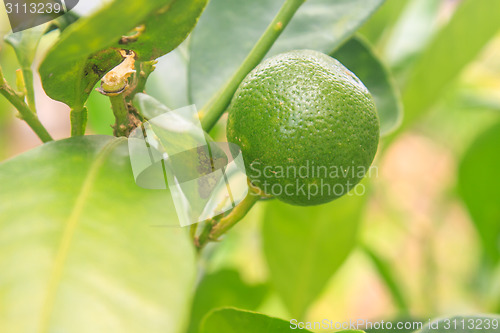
[1,0,500,331]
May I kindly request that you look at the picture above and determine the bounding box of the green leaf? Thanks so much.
[358,0,411,45]
[39,48,122,109]
[418,315,500,333]
[200,308,313,333]
[383,0,441,66]
[39,0,205,109]
[187,269,268,333]
[400,0,500,131]
[133,92,171,119]
[4,24,48,110]
[262,192,367,318]
[0,136,196,332]
[42,0,174,66]
[361,245,409,314]
[146,47,190,110]
[116,0,207,61]
[458,120,500,264]
[4,25,46,69]
[189,0,385,107]
[43,0,204,64]
[86,85,115,135]
[332,36,402,135]
[49,10,80,32]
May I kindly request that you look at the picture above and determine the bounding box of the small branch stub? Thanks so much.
[98,50,136,96]
[0,65,53,142]
[99,50,141,137]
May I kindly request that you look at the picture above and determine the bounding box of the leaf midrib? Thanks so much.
[37,137,126,333]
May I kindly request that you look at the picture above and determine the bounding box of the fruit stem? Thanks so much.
[210,190,261,239]
[0,65,53,142]
[195,180,265,251]
[195,218,217,251]
[199,0,306,132]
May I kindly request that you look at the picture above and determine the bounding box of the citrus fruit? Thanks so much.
[226,49,380,206]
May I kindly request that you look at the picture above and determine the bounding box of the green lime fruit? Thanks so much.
[227,49,380,206]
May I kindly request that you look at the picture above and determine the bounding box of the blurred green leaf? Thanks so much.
[5,24,48,110]
[361,245,409,314]
[187,269,268,333]
[86,87,114,135]
[400,0,500,131]
[332,36,402,135]
[189,0,385,107]
[39,48,122,109]
[133,92,171,119]
[458,120,500,264]
[418,315,500,333]
[383,0,440,67]
[4,25,46,69]
[0,136,196,332]
[358,0,410,45]
[262,192,367,318]
[200,308,313,333]
[146,47,189,110]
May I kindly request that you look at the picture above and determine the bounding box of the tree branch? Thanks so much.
[0,66,53,142]
[199,0,306,132]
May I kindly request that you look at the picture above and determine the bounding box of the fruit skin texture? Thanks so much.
[227,50,380,206]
